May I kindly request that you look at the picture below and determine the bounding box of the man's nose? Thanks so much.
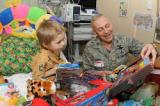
[103,27,108,33]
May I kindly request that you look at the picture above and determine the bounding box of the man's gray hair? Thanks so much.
[91,14,104,30]
[91,14,105,27]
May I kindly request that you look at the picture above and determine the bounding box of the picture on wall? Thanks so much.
[119,0,129,17]
[133,12,153,31]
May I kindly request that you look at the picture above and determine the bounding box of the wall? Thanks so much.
[97,0,157,43]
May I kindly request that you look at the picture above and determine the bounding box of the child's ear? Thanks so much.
[42,43,49,49]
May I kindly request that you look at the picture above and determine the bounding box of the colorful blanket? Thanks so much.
[0,35,40,76]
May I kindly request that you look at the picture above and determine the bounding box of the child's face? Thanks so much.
[46,32,67,53]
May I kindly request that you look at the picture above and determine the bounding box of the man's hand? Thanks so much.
[141,44,157,65]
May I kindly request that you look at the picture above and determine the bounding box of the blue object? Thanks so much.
[0,8,13,26]
[77,89,108,106]
[30,24,35,29]
[50,16,63,24]
[57,63,80,69]
[123,100,142,106]
[143,57,150,65]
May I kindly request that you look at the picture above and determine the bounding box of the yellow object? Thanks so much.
[113,65,127,74]
[139,61,145,68]
[35,14,52,29]
[0,23,3,34]
[5,0,22,7]
[0,96,5,101]
[8,97,18,105]
[12,26,37,39]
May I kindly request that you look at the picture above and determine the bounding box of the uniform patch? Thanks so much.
[94,60,104,67]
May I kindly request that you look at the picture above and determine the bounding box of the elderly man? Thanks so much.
[82,14,157,76]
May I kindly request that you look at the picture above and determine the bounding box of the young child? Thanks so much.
[31,19,68,81]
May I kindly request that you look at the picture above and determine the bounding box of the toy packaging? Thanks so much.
[109,57,153,98]
[52,80,112,106]
[55,67,112,106]
[0,82,15,98]
[57,63,80,70]
[0,82,20,105]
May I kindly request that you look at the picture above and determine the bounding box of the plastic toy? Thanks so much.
[108,65,127,82]
[35,14,52,29]
[4,25,12,34]
[0,23,3,34]
[27,7,46,24]
[11,4,29,21]
[0,8,13,26]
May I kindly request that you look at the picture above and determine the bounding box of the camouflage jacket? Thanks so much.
[82,35,144,71]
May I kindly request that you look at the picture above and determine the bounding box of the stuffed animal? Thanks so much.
[27,79,56,100]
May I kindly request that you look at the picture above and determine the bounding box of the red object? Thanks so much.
[52,80,112,106]
[89,79,108,85]
[107,99,118,106]
[113,99,119,106]
[32,98,50,106]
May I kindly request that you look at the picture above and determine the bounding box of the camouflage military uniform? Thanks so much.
[82,35,144,71]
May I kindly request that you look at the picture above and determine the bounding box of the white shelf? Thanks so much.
[73,33,95,41]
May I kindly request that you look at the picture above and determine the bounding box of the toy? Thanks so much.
[52,80,112,106]
[109,63,153,98]
[32,98,50,106]
[35,14,52,29]
[0,82,20,106]
[121,100,143,106]
[16,96,26,106]
[107,99,118,106]
[27,79,56,100]
[0,8,13,26]
[12,25,37,39]
[27,7,46,24]
[108,57,151,82]
[11,4,29,21]
[5,0,22,7]
[4,25,12,34]
[108,65,127,82]
[0,23,3,34]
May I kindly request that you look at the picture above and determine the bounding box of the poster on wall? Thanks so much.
[119,0,129,17]
[133,12,153,31]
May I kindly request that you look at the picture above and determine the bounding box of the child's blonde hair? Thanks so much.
[36,19,66,47]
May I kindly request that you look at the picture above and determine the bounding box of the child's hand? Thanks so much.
[45,67,57,79]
